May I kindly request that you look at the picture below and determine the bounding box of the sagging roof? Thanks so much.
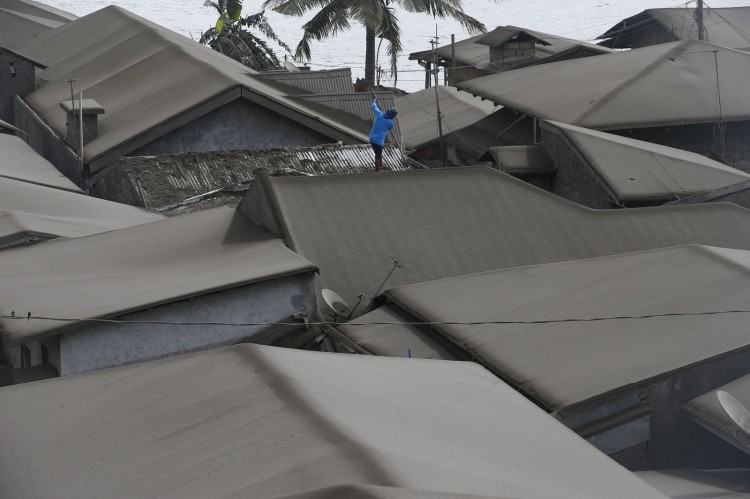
[0,134,81,192]
[0,206,316,345]
[395,86,497,149]
[13,6,369,172]
[598,7,750,49]
[241,167,750,319]
[684,371,750,456]
[0,176,162,247]
[459,40,750,130]
[341,245,750,412]
[542,120,750,203]
[409,26,612,71]
[115,144,408,210]
[0,343,665,498]
[0,0,75,47]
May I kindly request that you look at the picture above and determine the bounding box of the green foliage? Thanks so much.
[201,1,291,71]
[263,0,487,85]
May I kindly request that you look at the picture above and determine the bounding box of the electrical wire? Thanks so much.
[3,310,750,327]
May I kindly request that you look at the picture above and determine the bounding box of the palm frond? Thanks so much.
[433,3,485,34]
[241,11,292,53]
[294,0,352,57]
[378,6,401,77]
[262,0,332,17]
[349,0,386,28]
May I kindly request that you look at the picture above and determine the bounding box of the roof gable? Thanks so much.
[14,6,368,168]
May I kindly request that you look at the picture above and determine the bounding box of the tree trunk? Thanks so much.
[364,26,376,88]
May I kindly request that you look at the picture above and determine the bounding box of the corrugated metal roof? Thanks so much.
[257,68,354,95]
[118,144,408,209]
[295,92,396,122]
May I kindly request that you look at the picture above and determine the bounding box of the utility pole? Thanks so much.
[451,34,456,86]
[431,28,447,168]
[697,0,705,41]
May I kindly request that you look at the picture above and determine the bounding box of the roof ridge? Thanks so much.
[575,41,692,124]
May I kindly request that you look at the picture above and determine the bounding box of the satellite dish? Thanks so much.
[717,390,750,435]
[284,60,300,72]
[322,288,352,318]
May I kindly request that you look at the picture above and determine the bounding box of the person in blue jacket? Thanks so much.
[369,98,398,172]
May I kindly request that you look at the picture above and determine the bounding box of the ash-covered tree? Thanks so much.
[201,0,291,71]
[262,0,486,87]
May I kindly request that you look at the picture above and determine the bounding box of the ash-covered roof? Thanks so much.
[115,144,408,210]
[341,245,750,412]
[396,86,497,149]
[542,120,750,203]
[0,343,664,498]
[13,6,368,172]
[0,0,75,47]
[409,26,612,71]
[241,166,750,320]
[598,7,750,49]
[0,207,316,345]
[0,176,162,248]
[459,40,750,130]
[0,134,81,192]
[257,67,355,95]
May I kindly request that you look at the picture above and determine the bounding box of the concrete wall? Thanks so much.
[611,121,750,173]
[489,41,537,70]
[14,96,81,185]
[542,127,617,208]
[59,273,316,375]
[129,98,334,157]
[0,52,35,123]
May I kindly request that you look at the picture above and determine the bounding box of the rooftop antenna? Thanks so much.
[717,390,750,435]
[366,257,402,311]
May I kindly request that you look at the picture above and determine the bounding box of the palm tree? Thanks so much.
[201,0,291,71]
[262,0,487,87]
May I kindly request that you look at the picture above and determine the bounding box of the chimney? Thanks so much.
[59,99,104,147]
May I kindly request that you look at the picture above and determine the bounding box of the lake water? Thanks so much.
[41,0,748,92]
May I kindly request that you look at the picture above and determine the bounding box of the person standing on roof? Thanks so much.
[369,95,398,172]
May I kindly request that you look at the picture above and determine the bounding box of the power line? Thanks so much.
[3,309,750,328]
